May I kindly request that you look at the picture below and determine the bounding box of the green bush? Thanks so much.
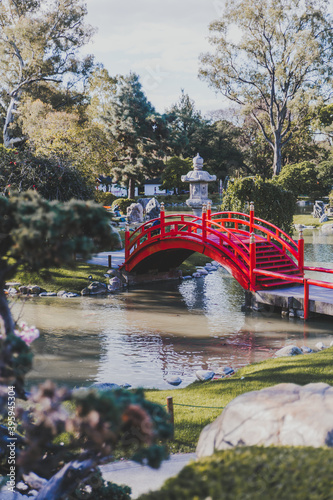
[221,176,296,233]
[94,191,117,206]
[138,447,333,500]
[274,161,326,200]
[112,198,136,214]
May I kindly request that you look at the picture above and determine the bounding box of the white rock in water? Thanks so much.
[182,275,192,280]
[274,345,303,357]
[192,272,201,278]
[198,269,209,276]
[166,376,182,386]
[196,382,333,458]
[314,342,327,351]
[196,370,215,381]
[91,382,120,391]
[301,346,313,354]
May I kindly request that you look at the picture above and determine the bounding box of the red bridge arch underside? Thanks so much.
[124,237,250,290]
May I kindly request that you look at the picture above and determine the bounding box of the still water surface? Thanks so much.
[11,228,333,390]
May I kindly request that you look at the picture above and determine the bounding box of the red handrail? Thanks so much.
[123,209,333,320]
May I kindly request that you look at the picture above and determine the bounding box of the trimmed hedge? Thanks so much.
[138,447,333,500]
[94,191,117,206]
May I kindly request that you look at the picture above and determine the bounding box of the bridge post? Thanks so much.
[249,232,256,290]
[207,202,211,228]
[202,203,207,241]
[125,224,130,271]
[160,202,165,237]
[304,278,309,320]
[298,228,304,274]
[250,201,254,233]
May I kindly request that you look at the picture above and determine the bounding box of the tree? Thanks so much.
[0,0,94,147]
[0,145,94,200]
[166,90,207,158]
[274,161,325,200]
[221,176,296,233]
[0,191,172,498]
[103,73,169,199]
[160,157,192,194]
[199,0,333,176]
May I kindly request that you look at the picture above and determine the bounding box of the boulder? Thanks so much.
[314,342,327,351]
[166,376,182,386]
[108,277,122,292]
[301,346,313,354]
[87,281,107,295]
[57,290,67,297]
[196,383,333,458]
[274,345,303,357]
[127,203,144,223]
[137,198,151,211]
[196,370,215,381]
[91,382,120,391]
[145,197,160,220]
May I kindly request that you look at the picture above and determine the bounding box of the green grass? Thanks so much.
[145,347,333,453]
[10,262,110,294]
[293,213,326,227]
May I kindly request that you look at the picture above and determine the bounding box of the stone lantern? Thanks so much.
[181,153,216,216]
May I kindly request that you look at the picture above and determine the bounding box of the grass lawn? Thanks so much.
[10,262,110,294]
[292,213,327,227]
[145,347,333,454]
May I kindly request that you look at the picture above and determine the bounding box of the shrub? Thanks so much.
[94,190,117,206]
[112,198,136,214]
[274,161,326,200]
[221,176,296,233]
[138,446,333,500]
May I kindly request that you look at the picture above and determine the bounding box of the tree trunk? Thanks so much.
[3,92,23,148]
[128,178,135,199]
[0,287,15,335]
[273,132,282,176]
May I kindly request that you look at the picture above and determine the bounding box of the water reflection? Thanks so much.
[11,260,333,391]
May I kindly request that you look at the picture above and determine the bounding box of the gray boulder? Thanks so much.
[196,383,333,458]
[91,382,120,391]
[137,198,151,211]
[196,370,215,381]
[87,281,107,295]
[274,345,303,357]
[145,197,160,220]
[127,203,143,223]
[108,277,122,292]
[166,376,182,386]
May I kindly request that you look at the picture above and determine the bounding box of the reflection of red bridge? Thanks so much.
[120,205,333,320]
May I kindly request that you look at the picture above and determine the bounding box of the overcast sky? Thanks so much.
[83,0,227,116]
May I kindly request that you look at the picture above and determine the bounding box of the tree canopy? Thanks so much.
[0,0,94,147]
[199,0,333,176]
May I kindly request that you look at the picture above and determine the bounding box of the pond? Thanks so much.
[11,226,333,391]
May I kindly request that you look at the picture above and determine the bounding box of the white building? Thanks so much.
[144,178,173,196]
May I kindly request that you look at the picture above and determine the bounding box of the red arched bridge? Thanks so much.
[120,204,333,320]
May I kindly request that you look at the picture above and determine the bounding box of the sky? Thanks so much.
[83,0,227,117]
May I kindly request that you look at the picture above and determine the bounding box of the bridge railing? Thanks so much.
[124,210,253,277]
[211,210,300,263]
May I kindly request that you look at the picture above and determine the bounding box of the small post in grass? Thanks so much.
[108,254,112,268]
[167,396,174,438]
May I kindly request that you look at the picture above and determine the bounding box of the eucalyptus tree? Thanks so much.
[0,0,94,147]
[199,0,333,176]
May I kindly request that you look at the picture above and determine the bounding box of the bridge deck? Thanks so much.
[252,285,333,317]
